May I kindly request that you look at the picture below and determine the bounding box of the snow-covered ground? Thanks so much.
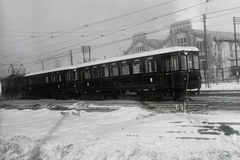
[201,82,240,91]
[1,102,240,160]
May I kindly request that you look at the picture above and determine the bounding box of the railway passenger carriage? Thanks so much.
[24,66,78,99]
[1,75,26,98]
[1,46,201,101]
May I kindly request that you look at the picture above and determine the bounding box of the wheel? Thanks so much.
[111,94,118,99]
[98,94,104,100]
[103,95,108,100]
[158,93,163,101]
[173,92,181,101]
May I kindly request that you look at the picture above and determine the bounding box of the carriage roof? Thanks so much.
[25,66,76,77]
[25,46,198,77]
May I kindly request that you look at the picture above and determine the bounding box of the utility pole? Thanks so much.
[88,46,91,62]
[42,61,44,71]
[70,50,73,66]
[82,46,91,63]
[233,17,240,84]
[203,14,209,87]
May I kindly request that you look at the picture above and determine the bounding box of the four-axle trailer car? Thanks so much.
[1,46,201,101]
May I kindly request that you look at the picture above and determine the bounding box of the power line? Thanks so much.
[0,1,204,61]
[207,6,240,15]
[0,2,179,61]
[32,1,206,57]
[0,1,209,75]
[0,0,176,49]
[208,9,240,19]
[0,15,199,74]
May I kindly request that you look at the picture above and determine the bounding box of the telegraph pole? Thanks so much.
[233,17,240,84]
[82,46,91,63]
[88,46,91,62]
[70,50,73,66]
[203,14,209,87]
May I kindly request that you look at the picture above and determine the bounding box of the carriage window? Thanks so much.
[46,75,49,83]
[36,76,39,84]
[187,55,193,69]
[171,56,179,70]
[33,77,37,84]
[84,68,91,79]
[10,80,14,86]
[32,77,35,84]
[110,63,119,76]
[121,61,130,75]
[2,81,7,87]
[92,67,99,78]
[15,79,19,85]
[193,55,200,69]
[23,78,26,85]
[166,60,171,72]
[181,55,187,70]
[28,78,32,85]
[57,74,61,82]
[40,76,44,84]
[132,59,143,74]
[73,71,78,80]
[51,74,56,82]
[145,57,157,73]
[66,72,72,81]
[18,78,22,85]
[101,65,109,77]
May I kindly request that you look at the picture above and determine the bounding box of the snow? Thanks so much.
[1,102,240,160]
[201,82,240,91]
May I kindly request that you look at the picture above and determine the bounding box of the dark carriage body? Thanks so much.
[75,46,201,100]
[1,46,201,100]
[24,66,79,99]
[1,75,26,98]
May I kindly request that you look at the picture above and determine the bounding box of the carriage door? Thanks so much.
[163,59,172,87]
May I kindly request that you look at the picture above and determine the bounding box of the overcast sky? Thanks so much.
[0,0,240,77]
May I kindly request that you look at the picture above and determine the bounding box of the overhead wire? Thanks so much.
[1,1,207,74]
[4,0,238,75]
[0,1,195,60]
[27,1,206,59]
[0,0,176,50]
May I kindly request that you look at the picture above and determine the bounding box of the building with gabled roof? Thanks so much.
[124,19,240,82]
[123,32,163,55]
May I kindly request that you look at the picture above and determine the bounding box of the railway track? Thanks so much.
[194,90,240,96]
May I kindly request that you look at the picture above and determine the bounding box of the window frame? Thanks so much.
[120,61,130,75]
[110,63,119,77]
[51,74,56,83]
[144,57,157,73]
[187,55,193,70]
[132,59,143,74]
[84,68,91,79]
[180,55,187,70]
[57,73,62,82]
[66,72,72,81]
[101,65,109,77]
[92,66,100,78]
[45,75,49,83]
[193,55,200,69]
[171,56,179,71]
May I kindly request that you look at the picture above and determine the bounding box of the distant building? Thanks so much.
[124,32,163,55]
[124,20,240,82]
